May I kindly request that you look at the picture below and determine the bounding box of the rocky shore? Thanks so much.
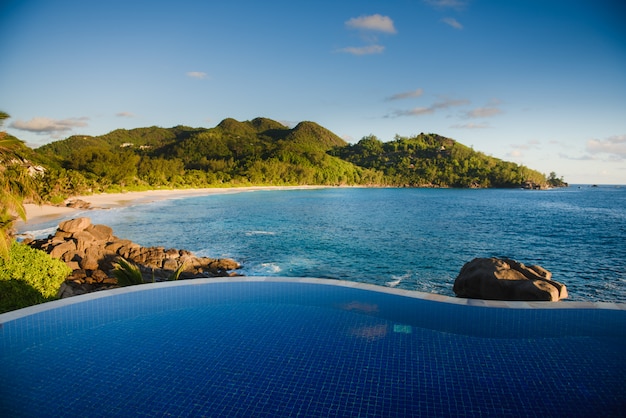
[23,217,241,298]
[20,216,568,303]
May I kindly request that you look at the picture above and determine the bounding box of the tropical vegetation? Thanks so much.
[0,113,565,312]
[28,117,552,204]
[0,240,71,313]
[113,257,187,286]
[112,258,145,286]
[331,133,547,188]
[547,171,568,188]
[0,111,42,258]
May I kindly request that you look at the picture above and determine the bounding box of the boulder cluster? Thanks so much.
[24,217,241,298]
[453,257,568,301]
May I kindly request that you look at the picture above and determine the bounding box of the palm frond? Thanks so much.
[168,261,187,281]
[113,258,144,286]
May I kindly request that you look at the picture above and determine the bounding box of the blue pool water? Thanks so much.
[1,279,624,417]
[19,186,626,303]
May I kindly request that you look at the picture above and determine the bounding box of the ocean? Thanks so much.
[20,186,626,303]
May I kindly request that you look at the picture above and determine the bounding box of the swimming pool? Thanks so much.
[1,278,624,417]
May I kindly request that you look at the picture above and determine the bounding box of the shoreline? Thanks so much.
[18,186,325,228]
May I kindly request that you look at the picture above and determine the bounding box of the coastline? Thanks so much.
[18,186,325,227]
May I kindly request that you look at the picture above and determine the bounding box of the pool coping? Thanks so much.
[1,277,625,324]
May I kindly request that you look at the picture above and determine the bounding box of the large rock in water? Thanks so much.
[453,258,568,301]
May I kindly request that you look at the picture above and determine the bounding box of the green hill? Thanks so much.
[333,133,546,188]
[30,117,550,201]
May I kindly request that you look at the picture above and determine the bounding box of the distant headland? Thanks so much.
[9,116,567,208]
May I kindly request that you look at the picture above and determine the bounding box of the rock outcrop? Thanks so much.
[453,257,568,301]
[24,217,241,298]
[65,199,92,209]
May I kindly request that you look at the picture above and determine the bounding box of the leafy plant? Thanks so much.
[168,261,186,281]
[0,240,71,313]
[112,257,144,286]
[1,111,43,258]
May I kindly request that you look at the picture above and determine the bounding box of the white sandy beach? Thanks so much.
[19,186,323,227]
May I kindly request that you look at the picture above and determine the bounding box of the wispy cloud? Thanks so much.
[186,71,208,79]
[559,152,594,161]
[451,122,490,129]
[517,140,540,149]
[10,116,88,135]
[391,107,435,117]
[345,14,397,34]
[507,140,540,158]
[586,134,626,160]
[434,97,470,109]
[338,14,396,55]
[387,97,469,118]
[386,88,424,101]
[463,106,503,118]
[116,111,135,118]
[441,17,463,29]
[336,45,385,55]
[423,0,467,10]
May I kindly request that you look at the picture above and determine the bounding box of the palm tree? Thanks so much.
[0,111,41,258]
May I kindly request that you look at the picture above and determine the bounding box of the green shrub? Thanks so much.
[113,257,144,286]
[0,240,72,313]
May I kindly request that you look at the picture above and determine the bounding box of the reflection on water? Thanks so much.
[339,301,379,313]
[349,324,388,341]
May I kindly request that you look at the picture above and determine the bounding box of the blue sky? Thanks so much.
[1,0,625,184]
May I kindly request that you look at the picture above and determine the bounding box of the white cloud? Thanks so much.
[387,89,424,101]
[442,17,463,29]
[424,0,467,10]
[463,107,503,118]
[278,120,295,128]
[345,14,397,34]
[116,112,135,118]
[336,45,385,55]
[559,152,594,161]
[451,122,490,129]
[390,107,434,117]
[507,140,541,158]
[186,71,208,79]
[431,97,470,110]
[586,134,626,159]
[387,97,469,118]
[339,14,397,56]
[514,140,540,150]
[10,116,88,135]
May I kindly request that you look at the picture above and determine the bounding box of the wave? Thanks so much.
[386,273,411,288]
[258,263,282,274]
[244,231,277,236]
[18,226,57,239]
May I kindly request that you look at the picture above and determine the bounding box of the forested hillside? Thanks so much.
[30,117,549,202]
[333,134,546,188]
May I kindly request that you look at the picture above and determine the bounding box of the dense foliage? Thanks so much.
[332,134,547,188]
[30,117,551,201]
[0,240,71,313]
[1,111,42,257]
[547,171,568,188]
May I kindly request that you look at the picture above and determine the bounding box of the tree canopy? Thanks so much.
[23,116,555,203]
[0,112,42,257]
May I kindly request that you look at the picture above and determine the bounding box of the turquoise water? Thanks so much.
[21,186,626,302]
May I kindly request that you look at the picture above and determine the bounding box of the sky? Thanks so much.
[1,0,625,184]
